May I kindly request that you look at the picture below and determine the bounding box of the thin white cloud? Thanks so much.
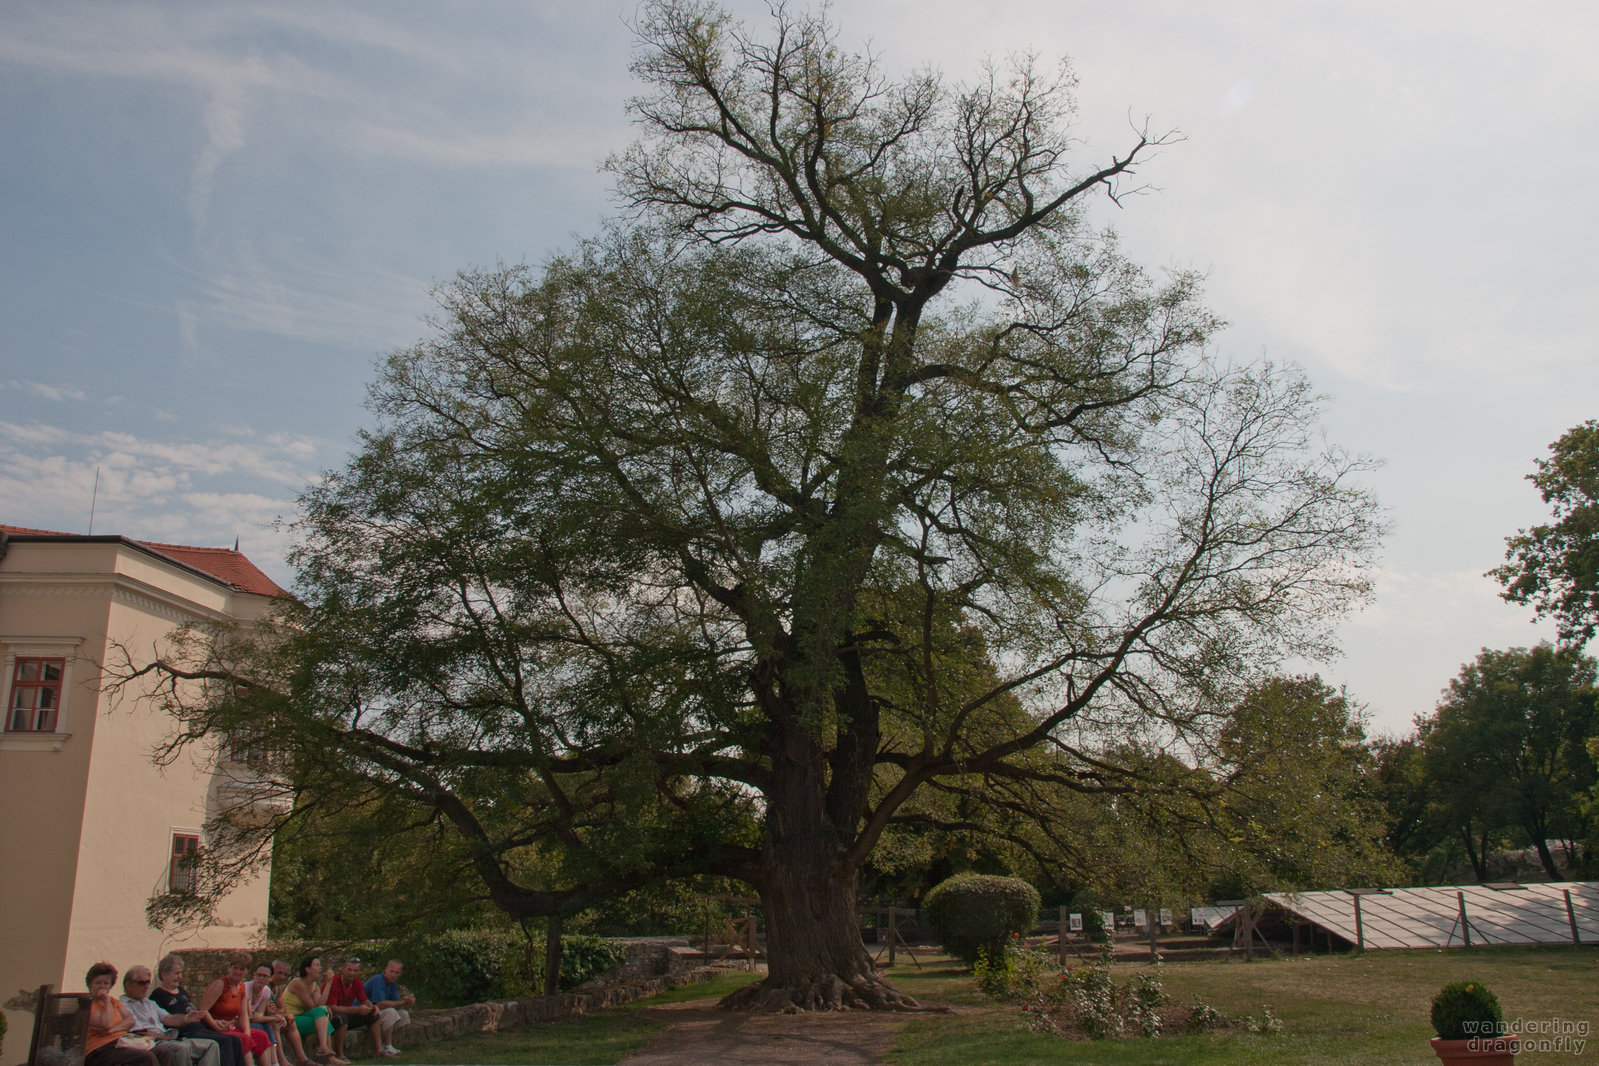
[1325,563,1560,735]
[1218,78,1254,116]
[191,77,250,237]
[0,5,344,96]
[1345,566,1538,636]
[0,420,317,584]
[0,421,319,488]
[169,238,428,351]
[338,119,623,170]
[0,4,621,174]
[174,302,201,361]
[3,380,89,402]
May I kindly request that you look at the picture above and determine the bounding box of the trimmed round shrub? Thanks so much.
[924,873,1041,968]
[1431,980,1505,1040]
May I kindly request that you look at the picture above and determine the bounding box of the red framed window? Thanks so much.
[169,833,200,893]
[7,657,64,732]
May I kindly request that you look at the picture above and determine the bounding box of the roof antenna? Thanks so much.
[88,466,101,534]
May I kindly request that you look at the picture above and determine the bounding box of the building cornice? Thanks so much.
[0,572,234,623]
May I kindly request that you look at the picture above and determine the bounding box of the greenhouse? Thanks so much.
[1212,881,1598,952]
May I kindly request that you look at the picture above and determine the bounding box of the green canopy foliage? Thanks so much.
[1494,420,1599,645]
[1417,644,1597,880]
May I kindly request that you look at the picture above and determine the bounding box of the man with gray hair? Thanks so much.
[120,965,221,1066]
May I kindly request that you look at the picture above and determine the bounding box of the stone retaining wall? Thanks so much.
[341,963,729,1057]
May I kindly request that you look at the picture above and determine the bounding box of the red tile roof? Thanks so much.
[138,541,288,597]
[0,523,71,536]
[1,524,289,598]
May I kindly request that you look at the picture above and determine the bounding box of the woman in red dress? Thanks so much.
[200,954,276,1066]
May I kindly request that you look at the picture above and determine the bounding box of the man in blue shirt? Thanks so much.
[361,961,415,1058]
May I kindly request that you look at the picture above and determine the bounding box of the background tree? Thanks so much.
[1493,419,1599,645]
[1418,644,1597,880]
[1370,734,1467,883]
[1201,676,1401,893]
[1010,677,1400,907]
[129,1,1381,1012]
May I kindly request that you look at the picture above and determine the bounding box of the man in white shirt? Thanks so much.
[120,966,221,1066]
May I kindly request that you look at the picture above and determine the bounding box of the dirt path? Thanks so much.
[616,998,926,1065]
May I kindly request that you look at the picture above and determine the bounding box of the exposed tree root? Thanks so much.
[718,971,939,1013]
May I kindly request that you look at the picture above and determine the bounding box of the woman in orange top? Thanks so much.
[200,954,276,1066]
[85,962,159,1066]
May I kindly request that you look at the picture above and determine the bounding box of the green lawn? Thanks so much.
[886,945,1597,1065]
[382,946,1596,1065]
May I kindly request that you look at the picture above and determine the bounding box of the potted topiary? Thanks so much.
[1430,980,1517,1064]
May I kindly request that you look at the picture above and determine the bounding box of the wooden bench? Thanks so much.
[25,984,90,1066]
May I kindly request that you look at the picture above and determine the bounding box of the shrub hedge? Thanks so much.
[391,928,627,1006]
[923,873,1040,968]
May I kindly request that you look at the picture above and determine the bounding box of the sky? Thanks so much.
[2,0,1594,737]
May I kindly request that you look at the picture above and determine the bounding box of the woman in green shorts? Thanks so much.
[280,957,348,1066]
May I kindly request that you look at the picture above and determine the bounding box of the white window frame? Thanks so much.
[168,828,203,894]
[0,636,85,751]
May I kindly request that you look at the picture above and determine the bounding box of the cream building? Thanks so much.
[0,525,287,1064]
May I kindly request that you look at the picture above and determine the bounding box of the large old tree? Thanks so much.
[137,2,1380,1011]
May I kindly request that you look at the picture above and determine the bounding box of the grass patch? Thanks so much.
[385,1010,664,1066]
[385,969,762,1064]
[620,968,765,1008]
[885,945,1598,1066]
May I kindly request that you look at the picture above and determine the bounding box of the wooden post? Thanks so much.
[1233,902,1257,959]
[1059,906,1069,966]
[1352,893,1365,953]
[544,912,563,996]
[1565,889,1581,945]
[1457,891,1472,948]
[1148,902,1159,962]
[887,906,898,968]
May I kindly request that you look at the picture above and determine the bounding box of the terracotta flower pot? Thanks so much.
[1431,1035,1518,1065]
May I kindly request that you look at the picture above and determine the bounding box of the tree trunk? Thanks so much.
[1530,835,1560,880]
[1462,821,1489,882]
[719,850,920,1012]
[544,913,563,996]
[719,723,920,1012]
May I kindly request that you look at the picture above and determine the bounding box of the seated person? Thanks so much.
[279,957,347,1066]
[120,965,221,1066]
[151,954,245,1066]
[247,962,310,1066]
[199,953,275,1066]
[323,959,377,1061]
[85,962,159,1066]
[361,961,416,1058]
